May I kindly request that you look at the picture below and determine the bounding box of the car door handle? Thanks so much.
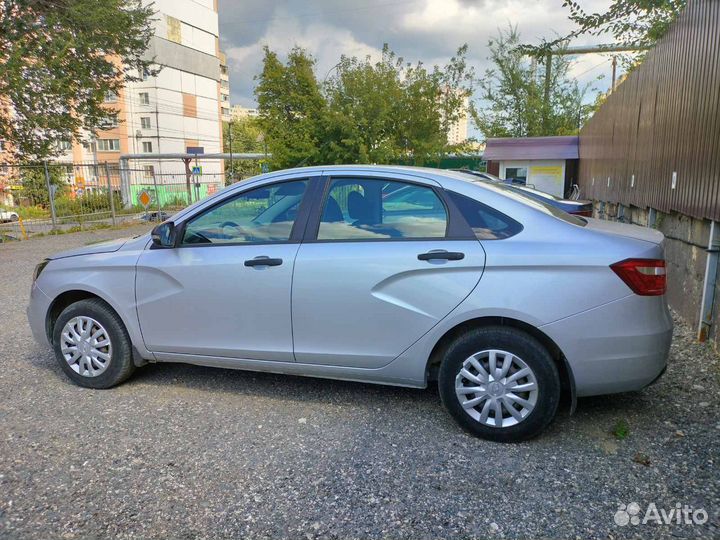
[417,251,465,261]
[244,256,283,267]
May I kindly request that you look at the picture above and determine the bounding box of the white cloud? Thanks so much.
[219,0,619,108]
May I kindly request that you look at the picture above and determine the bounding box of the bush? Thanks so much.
[0,205,49,220]
[54,191,122,218]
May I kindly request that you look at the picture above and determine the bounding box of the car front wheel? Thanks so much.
[438,326,560,443]
[52,298,135,389]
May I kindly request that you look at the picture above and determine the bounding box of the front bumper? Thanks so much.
[541,294,672,397]
[27,281,53,348]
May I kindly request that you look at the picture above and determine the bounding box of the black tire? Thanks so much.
[52,298,135,389]
[438,326,560,443]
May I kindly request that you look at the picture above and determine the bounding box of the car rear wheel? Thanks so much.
[438,326,560,442]
[52,298,135,389]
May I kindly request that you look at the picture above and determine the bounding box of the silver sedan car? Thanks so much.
[27,166,672,442]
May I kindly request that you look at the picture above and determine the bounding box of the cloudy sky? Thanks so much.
[218,0,615,118]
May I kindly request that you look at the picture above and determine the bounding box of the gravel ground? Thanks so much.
[0,227,718,539]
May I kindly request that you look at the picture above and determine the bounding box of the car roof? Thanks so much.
[173,164,578,229]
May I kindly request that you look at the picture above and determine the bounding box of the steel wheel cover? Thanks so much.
[455,349,539,428]
[60,316,112,377]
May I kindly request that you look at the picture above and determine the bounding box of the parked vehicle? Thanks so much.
[140,210,171,222]
[451,169,594,217]
[0,209,19,223]
[27,166,672,442]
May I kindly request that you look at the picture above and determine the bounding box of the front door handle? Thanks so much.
[417,251,465,261]
[244,256,283,267]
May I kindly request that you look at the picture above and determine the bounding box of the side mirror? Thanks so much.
[151,221,176,248]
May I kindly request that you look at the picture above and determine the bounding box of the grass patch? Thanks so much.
[612,419,630,440]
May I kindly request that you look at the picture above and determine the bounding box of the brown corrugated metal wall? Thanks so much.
[578,0,720,222]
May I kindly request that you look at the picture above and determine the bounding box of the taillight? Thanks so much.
[570,209,593,217]
[610,259,666,296]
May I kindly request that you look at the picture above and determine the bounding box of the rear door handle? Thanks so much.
[244,256,283,267]
[417,251,465,261]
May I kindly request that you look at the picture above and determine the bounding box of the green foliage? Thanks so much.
[520,0,686,68]
[0,203,51,219]
[223,117,266,184]
[54,191,122,218]
[255,46,326,170]
[254,44,475,169]
[19,166,66,207]
[0,0,156,159]
[612,419,630,440]
[472,27,596,139]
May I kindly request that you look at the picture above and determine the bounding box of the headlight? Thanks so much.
[33,259,49,282]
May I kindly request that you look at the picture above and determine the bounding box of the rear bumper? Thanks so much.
[541,294,672,397]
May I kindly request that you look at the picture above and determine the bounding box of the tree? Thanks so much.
[471,27,595,139]
[254,44,475,168]
[19,165,65,207]
[254,47,325,170]
[0,0,156,160]
[223,116,266,183]
[520,0,686,67]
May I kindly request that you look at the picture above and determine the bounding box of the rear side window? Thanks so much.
[447,191,522,240]
[317,178,447,240]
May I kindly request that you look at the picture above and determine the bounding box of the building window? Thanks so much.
[57,140,72,151]
[104,90,118,103]
[142,141,153,153]
[167,15,181,44]
[100,114,118,129]
[0,140,6,152]
[142,67,151,81]
[97,139,120,152]
[143,165,155,179]
[221,94,228,102]
[139,92,150,105]
[140,117,151,129]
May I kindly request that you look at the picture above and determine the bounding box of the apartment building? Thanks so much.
[39,0,225,201]
[446,95,469,146]
[220,51,231,122]
[123,0,224,199]
[230,105,259,121]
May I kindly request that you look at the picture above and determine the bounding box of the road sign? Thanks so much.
[186,146,204,155]
[138,189,152,209]
[191,165,202,176]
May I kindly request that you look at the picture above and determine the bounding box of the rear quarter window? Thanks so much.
[447,191,523,240]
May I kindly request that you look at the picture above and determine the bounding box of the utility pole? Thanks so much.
[541,43,652,130]
[542,53,552,133]
[183,157,193,204]
[43,160,57,229]
[228,120,234,185]
[611,56,618,91]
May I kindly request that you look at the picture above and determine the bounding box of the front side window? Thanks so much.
[317,178,447,240]
[182,180,308,245]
